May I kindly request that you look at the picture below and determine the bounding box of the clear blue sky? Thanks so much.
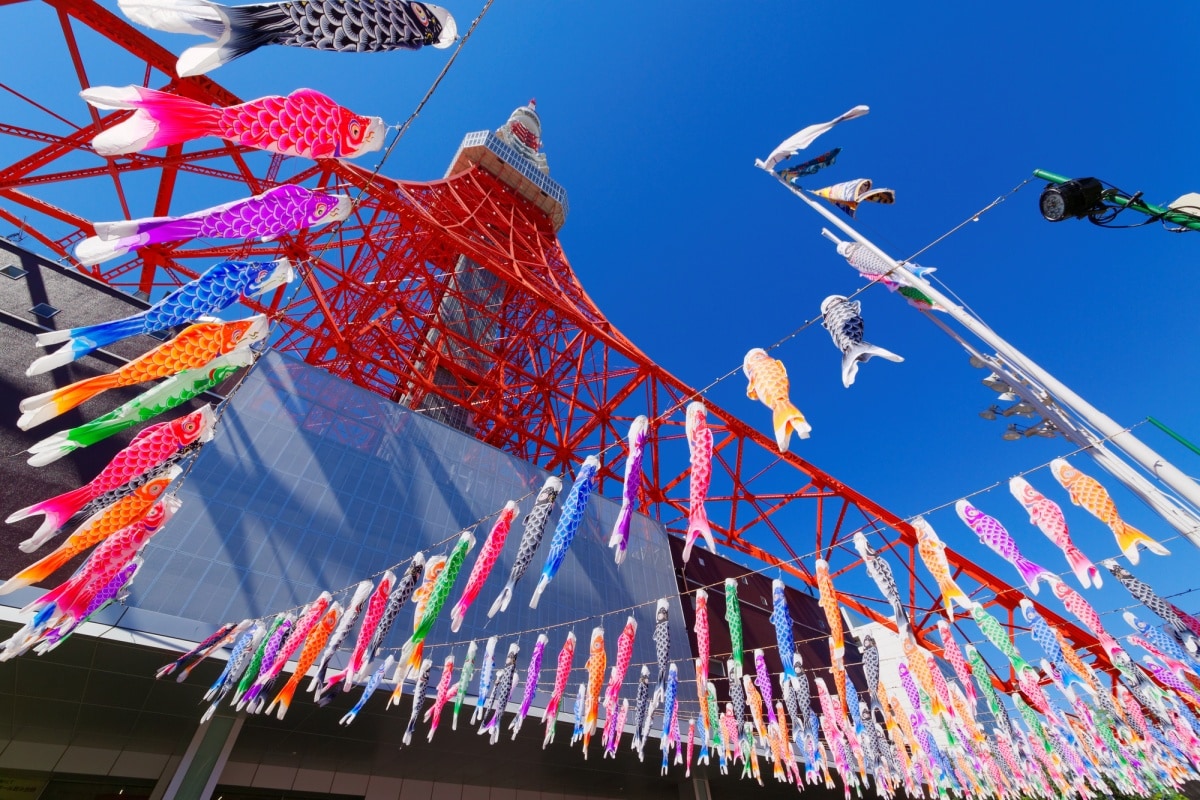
[4,1,1200,638]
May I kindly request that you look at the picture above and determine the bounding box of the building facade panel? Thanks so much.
[132,350,696,711]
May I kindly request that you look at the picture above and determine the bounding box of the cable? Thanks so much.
[267,0,497,324]
[904,179,1033,263]
[928,273,989,326]
[239,487,539,623]
[1084,180,1200,233]
[156,0,499,490]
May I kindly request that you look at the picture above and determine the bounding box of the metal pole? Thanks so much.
[774,176,1200,546]
[922,312,1200,539]
[1033,169,1200,232]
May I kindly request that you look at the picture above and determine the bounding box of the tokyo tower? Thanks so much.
[0,0,1113,686]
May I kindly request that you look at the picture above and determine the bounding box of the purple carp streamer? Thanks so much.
[608,416,648,564]
[76,185,351,266]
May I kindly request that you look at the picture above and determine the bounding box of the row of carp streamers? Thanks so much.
[0,0,459,653]
[141,403,1200,799]
[0,256,306,656]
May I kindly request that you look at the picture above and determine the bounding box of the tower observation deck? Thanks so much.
[446,99,568,230]
[0,0,1116,688]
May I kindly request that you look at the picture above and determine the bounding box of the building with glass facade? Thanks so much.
[0,281,697,797]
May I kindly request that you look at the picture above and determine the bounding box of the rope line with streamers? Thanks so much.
[189,416,1178,719]
[903,179,1032,263]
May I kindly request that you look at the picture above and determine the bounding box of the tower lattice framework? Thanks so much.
[0,0,1116,689]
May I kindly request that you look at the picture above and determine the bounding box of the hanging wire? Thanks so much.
[242,486,536,623]
[903,179,1032,263]
[268,0,497,320]
[690,418,1156,610]
[218,414,1169,704]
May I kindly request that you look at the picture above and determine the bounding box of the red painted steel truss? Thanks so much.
[0,0,1117,691]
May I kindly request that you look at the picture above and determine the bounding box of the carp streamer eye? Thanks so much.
[348,121,362,142]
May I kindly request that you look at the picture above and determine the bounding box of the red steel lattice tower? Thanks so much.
[0,0,1116,689]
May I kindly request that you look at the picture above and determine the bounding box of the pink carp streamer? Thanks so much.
[604,617,637,723]
[2,497,180,658]
[682,402,716,562]
[82,86,386,159]
[1009,476,1101,588]
[450,500,518,632]
[542,631,576,748]
[424,654,456,741]
[6,407,214,543]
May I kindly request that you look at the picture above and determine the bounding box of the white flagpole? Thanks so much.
[774,174,1200,547]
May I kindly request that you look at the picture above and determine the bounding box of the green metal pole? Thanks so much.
[1033,168,1200,231]
[1032,169,1071,184]
[1148,416,1200,458]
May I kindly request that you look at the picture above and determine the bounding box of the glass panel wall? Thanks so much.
[134,351,695,708]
